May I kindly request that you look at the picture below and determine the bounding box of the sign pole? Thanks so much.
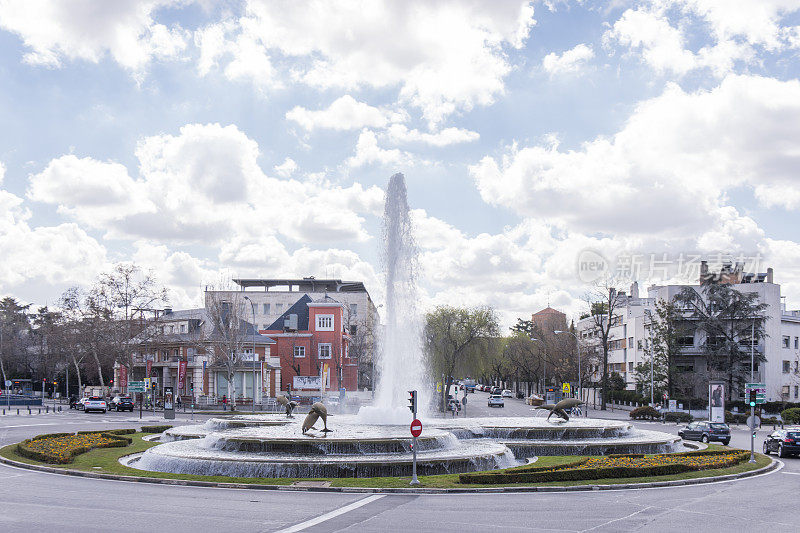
[750,320,756,464]
[409,390,420,486]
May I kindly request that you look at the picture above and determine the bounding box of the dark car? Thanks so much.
[678,421,730,445]
[763,429,800,457]
[110,396,134,412]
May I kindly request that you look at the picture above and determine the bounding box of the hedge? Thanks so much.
[664,412,693,423]
[781,408,800,424]
[459,450,749,484]
[16,431,131,464]
[140,425,173,433]
[630,406,662,420]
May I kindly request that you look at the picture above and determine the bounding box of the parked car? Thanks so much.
[763,428,800,457]
[677,421,730,445]
[488,394,504,408]
[83,396,107,413]
[462,379,476,393]
[76,397,89,410]
[501,389,513,398]
[110,396,134,412]
[490,387,502,395]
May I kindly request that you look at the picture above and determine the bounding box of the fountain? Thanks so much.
[124,173,683,480]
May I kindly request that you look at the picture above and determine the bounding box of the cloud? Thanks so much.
[27,123,385,245]
[0,0,188,72]
[273,157,297,178]
[197,0,536,124]
[286,95,401,131]
[347,129,410,168]
[0,161,5,184]
[471,75,800,243]
[542,43,594,75]
[383,124,479,147]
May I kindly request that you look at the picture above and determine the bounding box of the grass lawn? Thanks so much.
[0,436,772,489]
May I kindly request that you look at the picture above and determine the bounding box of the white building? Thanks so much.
[578,263,800,402]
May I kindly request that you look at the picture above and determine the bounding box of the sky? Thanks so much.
[2,0,800,328]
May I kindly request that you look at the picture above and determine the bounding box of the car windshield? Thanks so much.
[709,423,728,429]
[89,397,102,401]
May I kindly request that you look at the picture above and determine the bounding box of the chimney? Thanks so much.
[767,267,774,283]
[630,281,639,299]
[699,260,708,284]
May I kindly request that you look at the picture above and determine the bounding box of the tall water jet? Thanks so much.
[358,173,429,424]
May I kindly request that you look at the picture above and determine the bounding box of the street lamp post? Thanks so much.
[243,296,258,414]
[555,330,585,417]
[749,318,756,464]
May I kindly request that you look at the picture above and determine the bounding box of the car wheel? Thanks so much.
[722,440,730,446]
[779,444,788,458]
[701,435,709,443]
[763,441,770,454]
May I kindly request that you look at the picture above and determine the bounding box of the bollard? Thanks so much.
[17,408,20,415]
[58,406,62,412]
[46,405,49,413]
[38,408,41,414]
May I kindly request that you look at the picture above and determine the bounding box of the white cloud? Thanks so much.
[28,123,386,245]
[198,0,536,124]
[273,157,297,178]
[383,124,479,147]
[542,43,594,75]
[0,0,188,72]
[347,129,409,168]
[0,161,5,184]
[471,75,800,244]
[286,95,401,131]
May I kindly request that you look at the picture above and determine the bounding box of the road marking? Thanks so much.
[275,495,385,533]
[780,471,800,475]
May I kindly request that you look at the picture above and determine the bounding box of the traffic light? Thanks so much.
[152,381,157,390]
[189,383,194,393]
[749,389,757,407]
[408,390,417,415]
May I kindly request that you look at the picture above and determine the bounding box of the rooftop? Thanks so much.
[232,277,368,293]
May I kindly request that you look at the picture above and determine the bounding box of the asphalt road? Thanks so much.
[1,400,799,532]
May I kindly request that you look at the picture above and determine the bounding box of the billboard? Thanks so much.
[293,375,321,389]
[177,360,187,391]
[119,365,128,389]
[709,381,725,423]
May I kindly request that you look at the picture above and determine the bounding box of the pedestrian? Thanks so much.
[222,395,227,411]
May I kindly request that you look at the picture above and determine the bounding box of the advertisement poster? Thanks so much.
[709,381,725,423]
[164,386,174,410]
[177,360,187,391]
[119,365,128,389]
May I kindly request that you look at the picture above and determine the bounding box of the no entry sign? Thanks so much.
[410,419,422,437]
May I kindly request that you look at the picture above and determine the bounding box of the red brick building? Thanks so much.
[261,294,357,397]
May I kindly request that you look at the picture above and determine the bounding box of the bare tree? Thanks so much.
[584,280,625,410]
[59,287,115,387]
[205,290,252,409]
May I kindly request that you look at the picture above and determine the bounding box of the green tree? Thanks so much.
[584,282,625,410]
[635,299,684,400]
[0,297,31,385]
[424,306,499,411]
[676,284,768,401]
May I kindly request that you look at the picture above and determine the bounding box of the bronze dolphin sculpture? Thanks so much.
[276,395,298,417]
[302,402,332,433]
[536,398,584,421]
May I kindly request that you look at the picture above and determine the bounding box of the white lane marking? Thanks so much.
[780,471,800,475]
[580,506,653,532]
[275,495,385,533]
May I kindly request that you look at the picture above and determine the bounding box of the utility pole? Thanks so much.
[749,319,756,464]
[244,296,258,413]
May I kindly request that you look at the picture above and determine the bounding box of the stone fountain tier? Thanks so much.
[431,417,633,440]
[129,438,514,478]
[205,424,457,455]
[501,430,682,458]
[162,415,292,442]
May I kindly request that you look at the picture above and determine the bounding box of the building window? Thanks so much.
[293,346,305,358]
[637,340,643,350]
[783,360,791,373]
[263,303,270,315]
[628,337,633,349]
[180,324,185,333]
[783,336,791,348]
[628,362,633,372]
[350,304,358,317]
[169,325,174,333]
[782,385,790,399]
[316,314,334,331]
[678,335,694,347]
[795,337,799,349]
[275,303,283,313]
[318,344,332,359]
[795,386,799,399]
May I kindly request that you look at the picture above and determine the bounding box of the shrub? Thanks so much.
[630,406,662,420]
[30,432,72,441]
[725,411,748,424]
[140,425,173,433]
[664,412,693,423]
[781,408,800,424]
[459,450,749,484]
[16,432,130,464]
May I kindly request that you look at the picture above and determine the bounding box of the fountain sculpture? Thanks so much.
[124,173,684,479]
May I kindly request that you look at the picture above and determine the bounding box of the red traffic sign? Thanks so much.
[410,419,422,438]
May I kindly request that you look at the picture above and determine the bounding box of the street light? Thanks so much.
[243,296,258,414]
[555,330,585,417]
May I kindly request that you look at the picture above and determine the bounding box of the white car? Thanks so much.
[501,389,513,398]
[83,397,107,413]
[488,394,504,408]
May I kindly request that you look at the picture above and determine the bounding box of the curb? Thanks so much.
[0,451,778,494]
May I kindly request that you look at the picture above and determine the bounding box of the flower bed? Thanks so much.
[459,449,750,484]
[17,431,132,464]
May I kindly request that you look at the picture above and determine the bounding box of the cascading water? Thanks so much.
[358,173,429,424]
